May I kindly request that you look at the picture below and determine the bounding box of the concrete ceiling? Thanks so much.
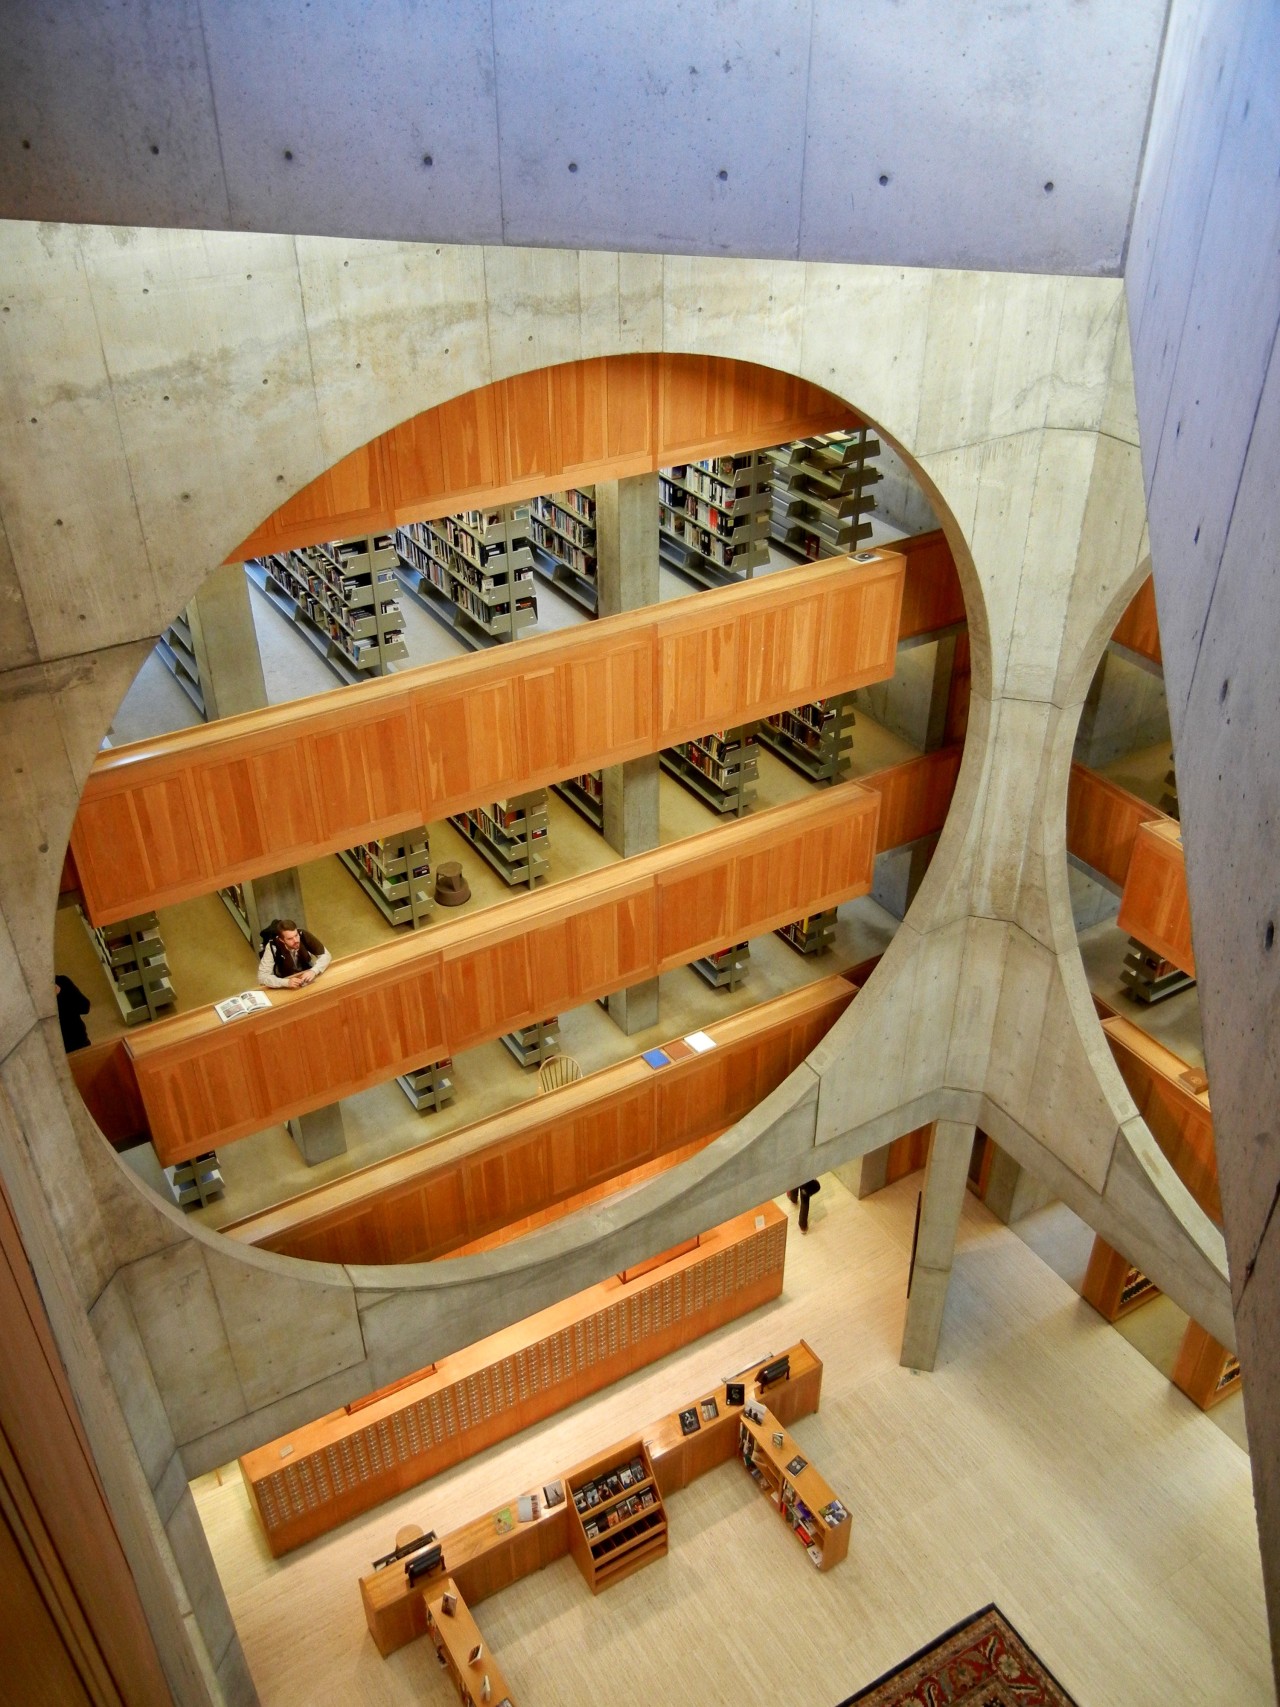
[0,1,1168,276]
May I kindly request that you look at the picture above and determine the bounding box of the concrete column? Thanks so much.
[872,635,957,919]
[192,563,346,1161]
[840,1146,890,1199]
[597,475,660,1035]
[982,1142,1053,1226]
[900,1120,975,1372]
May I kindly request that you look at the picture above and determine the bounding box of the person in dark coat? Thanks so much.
[54,974,91,1052]
[787,1177,822,1233]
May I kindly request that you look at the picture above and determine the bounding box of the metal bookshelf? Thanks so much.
[658,452,772,588]
[758,694,856,785]
[660,726,758,817]
[449,793,549,888]
[691,943,750,991]
[768,428,881,561]
[394,508,537,647]
[244,534,408,683]
[78,905,176,1025]
[529,488,598,614]
[337,828,433,928]
[155,610,206,715]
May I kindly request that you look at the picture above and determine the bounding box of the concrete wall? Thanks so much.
[0,229,1228,1701]
[1123,0,1280,1677]
[0,2,1169,275]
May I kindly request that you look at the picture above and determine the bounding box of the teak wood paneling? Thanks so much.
[1101,1014,1218,1224]
[125,785,880,1164]
[1116,818,1195,975]
[865,746,963,852]
[359,1335,823,1655]
[894,528,967,640]
[223,977,855,1266]
[242,1204,788,1557]
[232,355,857,560]
[1112,575,1162,665]
[73,552,904,924]
[1065,762,1166,890]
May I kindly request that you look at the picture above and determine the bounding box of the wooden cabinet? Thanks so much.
[567,1442,668,1593]
[1116,818,1195,977]
[424,1579,518,1707]
[738,1407,850,1571]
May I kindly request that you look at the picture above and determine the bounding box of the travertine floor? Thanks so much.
[191,1175,1273,1707]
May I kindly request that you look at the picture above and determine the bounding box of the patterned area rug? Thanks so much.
[837,1605,1079,1706]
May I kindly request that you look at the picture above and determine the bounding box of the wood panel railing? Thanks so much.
[1111,575,1161,666]
[1065,762,1166,891]
[895,528,967,641]
[223,976,856,1265]
[72,552,904,924]
[230,354,858,561]
[1115,818,1194,976]
[125,785,880,1165]
[867,746,963,852]
[1100,1013,1217,1223]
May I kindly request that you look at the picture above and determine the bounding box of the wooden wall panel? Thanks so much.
[865,746,963,853]
[67,1040,148,1152]
[1112,575,1162,665]
[1066,762,1166,890]
[226,978,853,1267]
[233,353,857,560]
[895,529,967,640]
[127,789,876,1164]
[1116,818,1195,975]
[1101,1015,1218,1223]
[75,554,902,924]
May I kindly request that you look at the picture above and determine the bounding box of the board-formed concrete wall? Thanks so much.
[0,228,1227,1703]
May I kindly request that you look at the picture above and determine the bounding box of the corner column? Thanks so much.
[190,562,345,1162]
[596,474,660,1035]
[900,1120,974,1371]
[873,632,960,918]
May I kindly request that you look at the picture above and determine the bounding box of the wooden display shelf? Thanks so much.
[1081,1235,1160,1321]
[242,1205,789,1557]
[738,1405,850,1571]
[1172,1320,1241,1411]
[424,1579,518,1707]
[359,1339,826,1658]
[567,1441,667,1593]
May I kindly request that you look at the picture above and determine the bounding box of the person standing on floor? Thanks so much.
[787,1178,822,1233]
[54,974,91,1052]
[257,918,331,990]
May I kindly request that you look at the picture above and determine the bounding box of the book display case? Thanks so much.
[738,1406,850,1571]
[660,726,759,816]
[155,609,205,715]
[691,943,750,991]
[396,1057,455,1114]
[78,906,175,1025]
[567,1442,667,1593]
[449,795,549,888]
[768,428,881,560]
[775,911,837,957]
[337,828,433,928]
[759,693,856,785]
[658,452,772,587]
[528,488,597,614]
[244,535,408,683]
[395,510,537,647]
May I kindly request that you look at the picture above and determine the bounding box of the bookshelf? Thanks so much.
[164,1152,224,1210]
[501,1019,559,1069]
[396,1058,455,1115]
[691,943,750,991]
[1121,938,1195,1003]
[244,535,408,683]
[337,827,433,929]
[552,770,604,832]
[738,1405,850,1571]
[768,427,881,561]
[424,1579,517,1707]
[661,726,759,816]
[567,1441,668,1593]
[775,911,837,957]
[449,794,549,889]
[658,452,772,588]
[758,693,856,785]
[529,488,598,614]
[394,509,537,647]
[216,881,261,948]
[78,905,175,1025]
[154,609,205,715]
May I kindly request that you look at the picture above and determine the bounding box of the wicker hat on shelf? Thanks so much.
[434,860,471,907]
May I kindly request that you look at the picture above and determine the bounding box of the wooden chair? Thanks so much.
[537,1054,584,1094]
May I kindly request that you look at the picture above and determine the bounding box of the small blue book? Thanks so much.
[642,1047,671,1069]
